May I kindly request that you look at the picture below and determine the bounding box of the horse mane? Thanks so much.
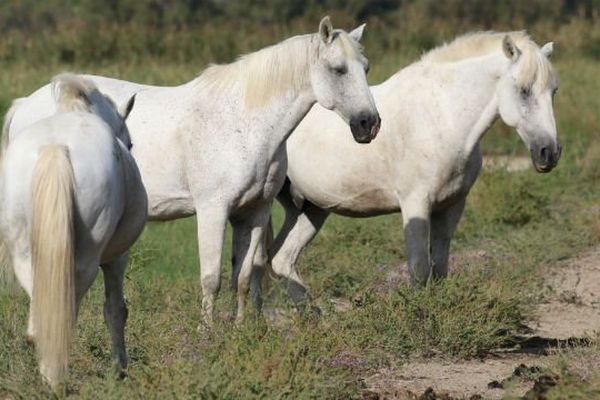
[51,73,99,113]
[421,31,554,89]
[195,31,362,109]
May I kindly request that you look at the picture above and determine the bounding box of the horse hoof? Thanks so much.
[25,333,35,346]
[310,305,323,317]
[116,368,127,380]
[296,303,322,318]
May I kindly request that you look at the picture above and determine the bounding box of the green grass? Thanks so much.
[1,45,600,399]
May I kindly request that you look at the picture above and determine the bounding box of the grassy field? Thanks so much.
[1,31,600,398]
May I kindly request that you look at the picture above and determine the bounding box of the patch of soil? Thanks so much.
[363,246,600,399]
[364,356,550,399]
[532,248,600,339]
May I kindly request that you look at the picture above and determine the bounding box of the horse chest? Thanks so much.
[233,147,288,210]
[432,151,482,208]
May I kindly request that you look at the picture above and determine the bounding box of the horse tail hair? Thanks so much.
[31,144,76,390]
[0,98,25,289]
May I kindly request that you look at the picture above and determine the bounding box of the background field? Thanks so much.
[1,1,600,398]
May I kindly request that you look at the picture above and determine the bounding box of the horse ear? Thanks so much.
[319,16,334,44]
[119,94,136,120]
[502,35,521,62]
[79,89,92,106]
[541,42,554,58]
[349,23,366,43]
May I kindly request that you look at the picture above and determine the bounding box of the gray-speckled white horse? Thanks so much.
[267,32,560,310]
[4,17,380,322]
[0,74,145,390]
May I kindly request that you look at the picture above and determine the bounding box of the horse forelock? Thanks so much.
[515,41,555,91]
[333,29,364,59]
[421,31,554,90]
[51,73,99,113]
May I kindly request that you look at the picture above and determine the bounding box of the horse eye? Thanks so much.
[331,65,347,75]
[365,63,370,75]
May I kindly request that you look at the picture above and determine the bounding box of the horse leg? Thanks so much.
[100,252,129,377]
[249,220,271,314]
[196,205,228,324]
[232,205,270,323]
[271,196,329,313]
[430,199,466,279]
[401,197,432,286]
[9,247,35,342]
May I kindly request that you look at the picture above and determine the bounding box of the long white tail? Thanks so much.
[31,144,76,390]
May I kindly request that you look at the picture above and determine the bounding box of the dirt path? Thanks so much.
[363,246,600,399]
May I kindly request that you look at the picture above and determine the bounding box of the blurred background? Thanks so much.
[2,0,597,163]
[0,0,598,67]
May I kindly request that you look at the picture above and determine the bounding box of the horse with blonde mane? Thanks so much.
[265,32,561,310]
[4,17,380,322]
[0,74,146,390]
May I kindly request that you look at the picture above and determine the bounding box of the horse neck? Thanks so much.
[398,53,507,156]
[202,35,318,156]
[446,53,508,155]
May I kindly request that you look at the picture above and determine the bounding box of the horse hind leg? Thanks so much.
[101,252,129,378]
[271,198,329,314]
[248,218,272,314]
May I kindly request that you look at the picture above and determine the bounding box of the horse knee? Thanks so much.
[201,272,221,297]
[270,255,292,277]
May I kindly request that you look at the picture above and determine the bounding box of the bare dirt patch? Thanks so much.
[532,247,600,339]
[363,246,600,399]
[365,356,550,399]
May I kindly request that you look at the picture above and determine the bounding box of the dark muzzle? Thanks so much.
[349,112,381,144]
[530,141,562,173]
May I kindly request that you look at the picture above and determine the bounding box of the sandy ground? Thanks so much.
[263,157,596,399]
[363,246,600,399]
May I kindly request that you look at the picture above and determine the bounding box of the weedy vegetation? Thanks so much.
[1,1,600,398]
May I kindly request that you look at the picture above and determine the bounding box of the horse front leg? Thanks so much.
[430,198,466,280]
[231,204,271,323]
[196,205,228,324]
[401,197,432,286]
[101,252,129,378]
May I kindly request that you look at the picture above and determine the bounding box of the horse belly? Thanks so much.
[325,188,399,217]
[128,114,194,220]
[146,190,195,220]
[295,177,399,217]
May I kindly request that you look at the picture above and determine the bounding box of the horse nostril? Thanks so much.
[540,146,549,162]
[360,118,369,129]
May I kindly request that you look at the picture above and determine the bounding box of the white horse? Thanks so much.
[4,17,380,321]
[0,74,146,390]
[266,32,560,309]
